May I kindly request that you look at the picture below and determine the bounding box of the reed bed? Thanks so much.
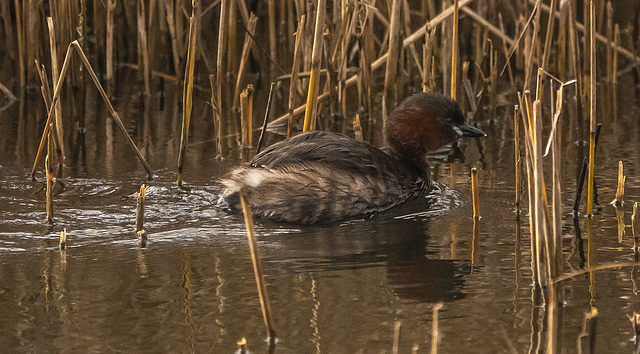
[4,0,640,351]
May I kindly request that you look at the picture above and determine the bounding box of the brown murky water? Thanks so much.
[3,3,640,353]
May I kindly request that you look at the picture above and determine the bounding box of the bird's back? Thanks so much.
[220,131,430,224]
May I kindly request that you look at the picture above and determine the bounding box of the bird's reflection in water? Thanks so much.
[263,194,470,303]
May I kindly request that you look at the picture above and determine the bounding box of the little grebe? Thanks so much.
[219,92,485,224]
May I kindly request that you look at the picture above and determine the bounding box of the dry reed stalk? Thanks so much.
[268,0,277,80]
[238,188,277,341]
[177,16,197,188]
[431,302,443,354]
[518,91,540,285]
[216,0,229,128]
[587,0,597,216]
[615,206,625,244]
[240,87,253,148]
[288,15,306,137]
[422,29,436,93]
[606,1,613,82]
[471,167,480,218]
[233,13,258,110]
[59,228,67,250]
[568,5,584,124]
[632,202,639,239]
[14,0,25,87]
[46,142,54,223]
[137,0,151,96]
[557,1,569,79]
[614,161,625,205]
[106,0,116,95]
[302,0,326,132]
[383,0,403,119]
[613,24,620,85]
[497,14,515,87]
[550,86,565,290]
[541,0,558,70]
[402,0,423,81]
[208,75,222,158]
[514,105,521,214]
[0,2,14,63]
[47,18,65,166]
[533,98,551,288]
[353,114,363,141]
[227,0,237,75]
[237,338,248,353]
[272,0,474,127]
[256,83,276,154]
[163,1,181,75]
[450,0,459,99]
[136,184,149,233]
[577,308,598,353]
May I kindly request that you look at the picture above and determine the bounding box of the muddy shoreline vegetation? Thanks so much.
[1,0,640,351]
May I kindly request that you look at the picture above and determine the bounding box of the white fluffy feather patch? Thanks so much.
[221,167,278,192]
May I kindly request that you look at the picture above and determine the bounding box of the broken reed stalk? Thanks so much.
[238,189,277,341]
[614,161,625,205]
[177,15,197,189]
[573,124,602,215]
[514,105,521,214]
[136,184,148,234]
[47,17,65,167]
[240,85,254,148]
[233,13,258,110]
[587,0,597,216]
[353,114,363,141]
[462,62,476,112]
[137,0,151,96]
[59,228,67,250]
[288,15,306,137]
[46,143,54,223]
[450,0,459,99]
[256,83,276,155]
[471,167,480,218]
[302,0,326,132]
[551,86,564,289]
[382,0,403,121]
[422,29,435,93]
[30,41,153,180]
[431,302,443,354]
[106,0,116,94]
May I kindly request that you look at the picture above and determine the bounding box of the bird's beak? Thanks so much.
[454,123,486,138]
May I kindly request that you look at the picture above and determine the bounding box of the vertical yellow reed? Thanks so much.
[302,0,326,132]
[587,0,596,216]
[471,167,480,218]
[450,0,459,99]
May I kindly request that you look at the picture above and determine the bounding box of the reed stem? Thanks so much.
[302,0,326,132]
[431,302,443,354]
[514,105,520,214]
[471,167,480,218]
[353,114,363,141]
[288,15,306,137]
[59,228,67,250]
[136,184,148,233]
[614,161,625,205]
[587,0,597,216]
[233,13,258,110]
[256,83,276,155]
[239,189,277,341]
[177,15,197,189]
[240,86,253,148]
[450,0,459,99]
[47,17,65,168]
[137,0,151,96]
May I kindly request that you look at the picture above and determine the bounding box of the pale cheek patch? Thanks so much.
[239,169,276,188]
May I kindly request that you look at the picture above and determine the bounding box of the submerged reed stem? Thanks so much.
[238,189,277,341]
[614,161,625,205]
